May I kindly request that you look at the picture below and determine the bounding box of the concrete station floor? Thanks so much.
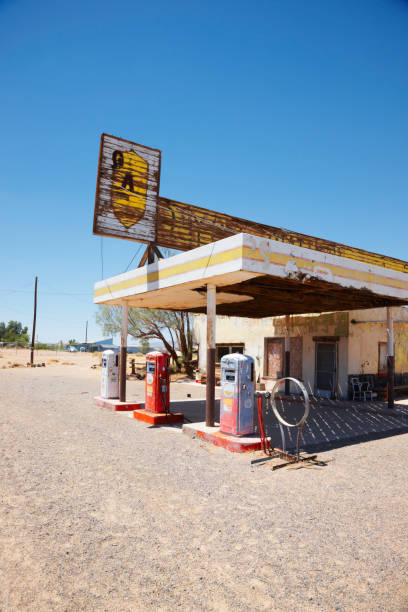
[149,385,408,454]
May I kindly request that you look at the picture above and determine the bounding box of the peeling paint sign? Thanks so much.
[93,134,161,243]
[93,134,408,278]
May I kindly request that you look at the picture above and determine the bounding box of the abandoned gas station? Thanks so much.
[193,305,408,401]
[93,133,408,454]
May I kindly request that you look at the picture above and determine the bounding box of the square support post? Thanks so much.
[386,307,394,409]
[206,284,216,427]
[284,314,291,395]
[119,301,129,403]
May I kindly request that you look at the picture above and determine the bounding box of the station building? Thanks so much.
[193,306,408,400]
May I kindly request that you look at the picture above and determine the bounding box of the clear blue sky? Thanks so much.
[1,0,407,342]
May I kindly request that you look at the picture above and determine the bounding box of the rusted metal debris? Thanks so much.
[270,452,318,471]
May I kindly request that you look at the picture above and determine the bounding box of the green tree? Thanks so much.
[68,339,77,346]
[96,306,194,372]
[0,321,29,344]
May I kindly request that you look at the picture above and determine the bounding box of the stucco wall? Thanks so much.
[348,307,408,375]
[194,306,408,396]
[194,311,350,398]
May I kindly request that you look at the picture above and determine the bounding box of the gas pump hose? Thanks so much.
[159,377,169,423]
[256,393,274,455]
[159,376,193,423]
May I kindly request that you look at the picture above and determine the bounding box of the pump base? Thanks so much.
[182,422,269,453]
[94,396,142,412]
[133,409,184,425]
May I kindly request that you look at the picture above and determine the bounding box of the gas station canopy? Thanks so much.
[94,233,408,317]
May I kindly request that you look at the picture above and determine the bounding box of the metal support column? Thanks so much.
[119,301,129,402]
[206,284,216,427]
[386,307,394,409]
[284,314,290,395]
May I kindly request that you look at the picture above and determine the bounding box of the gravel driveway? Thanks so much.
[1,365,407,611]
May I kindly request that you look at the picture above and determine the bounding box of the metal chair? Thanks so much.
[361,381,377,401]
[351,377,363,400]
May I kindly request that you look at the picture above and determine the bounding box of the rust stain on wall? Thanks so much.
[273,312,349,336]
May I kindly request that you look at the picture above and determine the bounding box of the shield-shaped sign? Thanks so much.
[93,133,161,243]
[111,149,148,228]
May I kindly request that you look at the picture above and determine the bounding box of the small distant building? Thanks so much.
[77,338,114,352]
[76,337,149,354]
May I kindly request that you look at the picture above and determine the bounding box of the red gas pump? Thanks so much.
[134,351,183,424]
[145,351,170,413]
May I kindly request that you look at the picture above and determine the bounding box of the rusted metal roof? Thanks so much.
[187,276,406,318]
[157,196,408,273]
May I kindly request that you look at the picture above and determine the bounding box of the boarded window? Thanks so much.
[265,337,303,379]
[265,339,283,378]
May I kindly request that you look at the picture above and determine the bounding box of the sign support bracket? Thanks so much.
[138,242,164,267]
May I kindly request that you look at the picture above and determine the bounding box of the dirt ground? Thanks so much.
[1,349,407,611]
[0,348,144,377]
[0,348,214,402]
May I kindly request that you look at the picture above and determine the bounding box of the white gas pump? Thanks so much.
[101,349,119,399]
[220,353,255,435]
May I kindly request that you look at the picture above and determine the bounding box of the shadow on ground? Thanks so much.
[169,397,408,453]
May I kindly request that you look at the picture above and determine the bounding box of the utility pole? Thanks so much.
[85,320,88,350]
[30,276,38,366]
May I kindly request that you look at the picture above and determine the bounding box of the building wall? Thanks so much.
[194,310,350,398]
[348,307,408,375]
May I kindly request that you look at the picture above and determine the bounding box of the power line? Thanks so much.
[0,290,92,296]
[100,236,104,279]
[124,244,143,272]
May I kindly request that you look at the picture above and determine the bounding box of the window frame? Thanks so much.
[215,343,245,364]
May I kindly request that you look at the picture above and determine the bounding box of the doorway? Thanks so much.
[315,342,337,398]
